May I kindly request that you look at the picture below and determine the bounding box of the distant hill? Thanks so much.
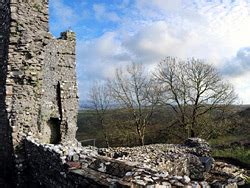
[79,100,92,110]
[79,100,121,110]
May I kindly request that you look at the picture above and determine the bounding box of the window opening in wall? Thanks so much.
[57,82,63,120]
[48,117,61,144]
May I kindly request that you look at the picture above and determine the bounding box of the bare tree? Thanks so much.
[89,82,111,147]
[108,63,161,146]
[155,57,237,138]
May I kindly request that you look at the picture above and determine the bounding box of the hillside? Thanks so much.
[77,105,250,146]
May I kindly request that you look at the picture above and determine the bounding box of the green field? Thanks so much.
[209,135,250,166]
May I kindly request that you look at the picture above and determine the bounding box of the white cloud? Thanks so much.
[93,4,120,22]
[220,47,250,104]
[222,47,250,76]
[50,0,79,30]
[123,21,182,62]
[227,71,250,104]
[122,20,227,64]
[76,0,250,103]
[136,0,182,12]
[76,32,132,100]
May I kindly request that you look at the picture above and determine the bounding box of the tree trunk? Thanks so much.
[187,125,195,138]
[139,135,144,146]
[104,133,110,148]
[101,119,110,148]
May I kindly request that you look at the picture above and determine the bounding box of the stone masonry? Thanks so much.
[0,0,78,185]
[23,136,246,187]
[0,0,248,187]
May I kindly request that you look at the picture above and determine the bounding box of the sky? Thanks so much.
[49,0,250,104]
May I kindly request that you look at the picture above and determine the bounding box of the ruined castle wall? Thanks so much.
[0,0,78,184]
[25,139,72,187]
[24,139,108,187]
[2,0,51,183]
[39,33,78,144]
[6,0,50,147]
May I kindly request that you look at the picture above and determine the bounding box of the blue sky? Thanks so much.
[49,0,250,104]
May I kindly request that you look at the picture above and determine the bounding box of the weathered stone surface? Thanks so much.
[24,137,247,187]
[98,140,211,180]
[183,137,212,157]
[0,0,78,185]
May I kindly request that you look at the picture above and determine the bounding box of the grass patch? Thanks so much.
[212,147,250,165]
[209,135,250,166]
[209,135,249,147]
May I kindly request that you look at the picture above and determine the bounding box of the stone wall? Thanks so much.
[2,1,51,183]
[39,32,78,144]
[0,0,78,185]
[24,137,111,187]
[25,138,72,187]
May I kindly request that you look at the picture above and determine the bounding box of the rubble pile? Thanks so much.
[25,136,248,187]
[98,138,212,179]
